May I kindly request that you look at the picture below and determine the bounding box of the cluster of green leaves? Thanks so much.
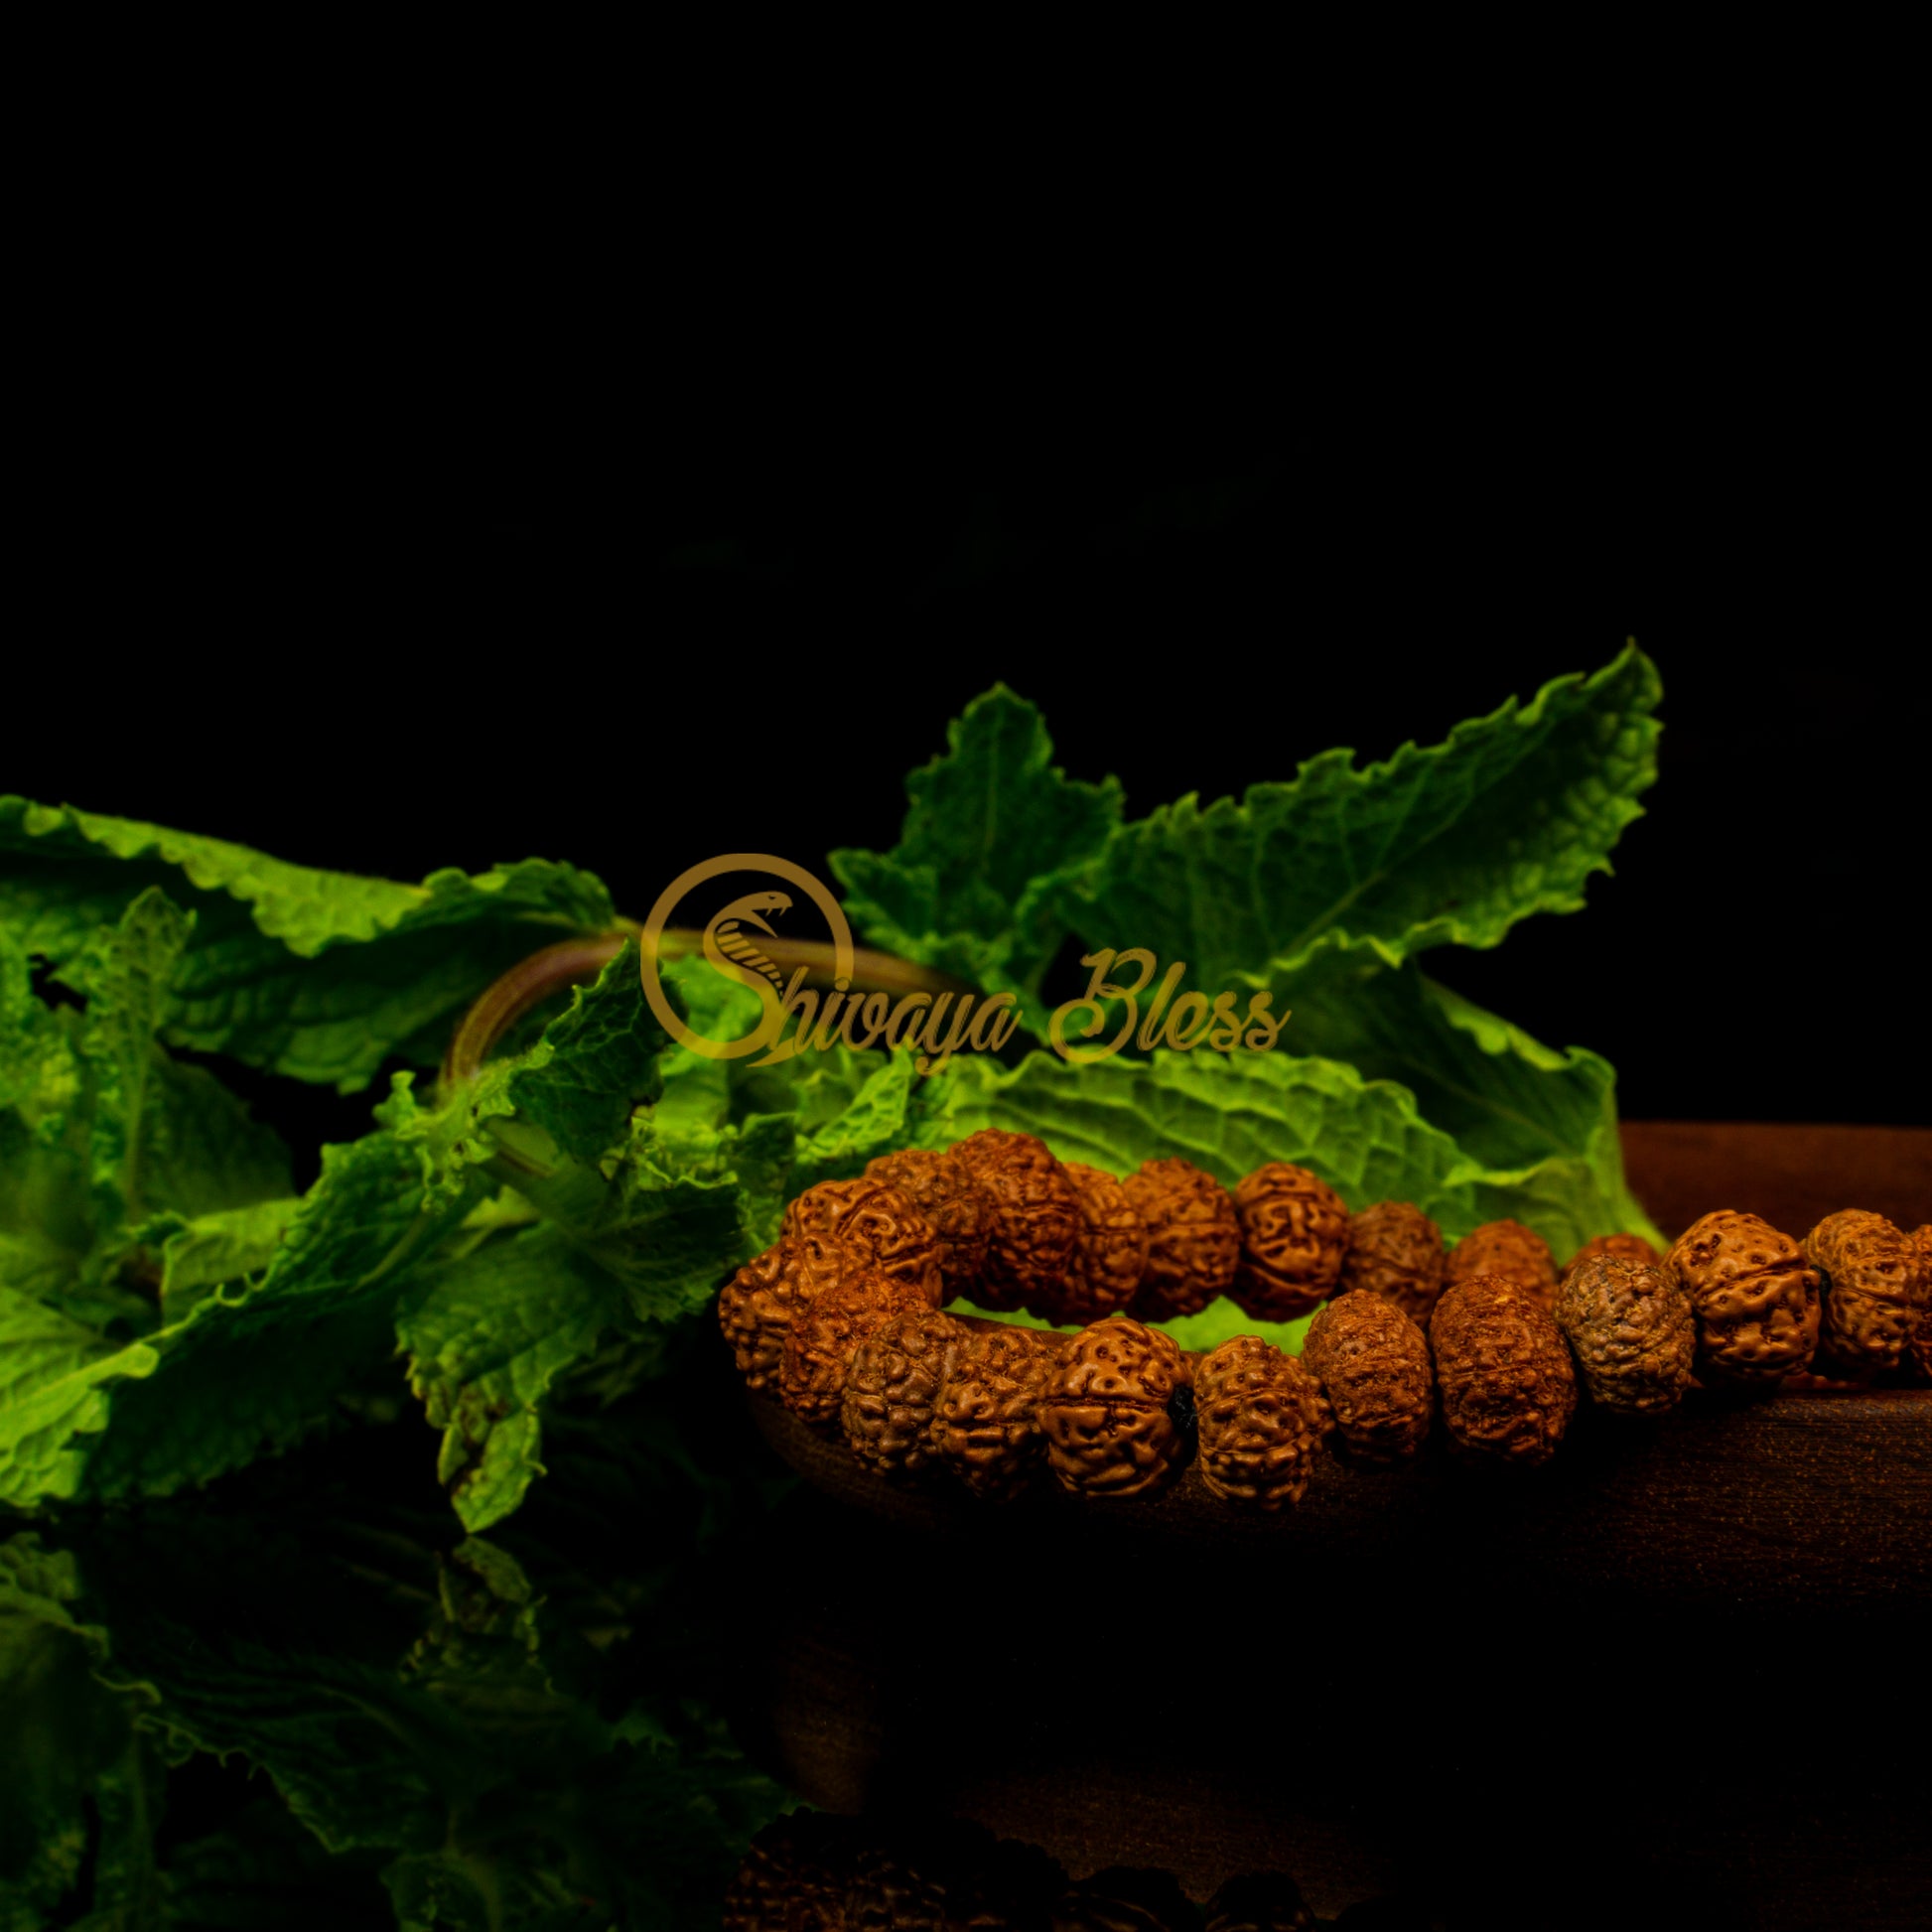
[1,1378,790,1928]
[836,643,1665,1352]
[1,652,1663,1924]
[0,884,926,1532]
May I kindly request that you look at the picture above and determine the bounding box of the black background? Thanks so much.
[16,384,1925,1127]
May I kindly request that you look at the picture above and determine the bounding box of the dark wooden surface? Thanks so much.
[728,1124,1932,1929]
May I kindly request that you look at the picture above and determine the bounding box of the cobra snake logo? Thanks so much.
[639,855,855,1064]
[703,890,793,1000]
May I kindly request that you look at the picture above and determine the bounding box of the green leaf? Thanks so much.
[0,1533,98,1634]
[379,934,945,1529]
[652,954,844,1137]
[557,1110,795,1324]
[384,931,867,1528]
[155,1198,301,1323]
[379,1067,521,1215]
[0,927,81,1125]
[930,1047,1465,1211]
[3,894,289,1316]
[1072,644,1662,993]
[399,1227,629,1534]
[393,954,797,1322]
[0,797,617,1090]
[501,939,669,1164]
[0,1291,161,1509]
[130,1060,292,1226]
[785,1050,923,1202]
[829,685,1124,1021]
[382,939,668,1212]
[0,1122,92,1306]
[0,1132,472,1513]
[1273,947,1661,1245]
[71,1131,478,1505]
[59,888,195,1227]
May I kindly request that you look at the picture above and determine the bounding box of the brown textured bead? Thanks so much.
[841,1308,969,1475]
[953,1128,1084,1313]
[933,1320,1059,1500]
[1039,1316,1190,1498]
[1125,1158,1241,1320]
[721,1811,859,1932]
[1204,1872,1316,1932]
[1336,1200,1447,1330]
[1563,1230,1662,1276]
[778,1267,941,1427]
[1194,1334,1331,1509]
[1230,1162,1350,1321]
[1429,1274,1577,1466]
[1806,1209,1925,1379]
[781,1174,944,1300]
[1913,1226,1932,1383]
[1665,1209,1820,1385]
[1445,1219,1559,1310]
[1031,1161,1148,1326]
[717,1232,853,1394]
[1302,1293,1434,1463]
[1555,1255,1695,1417]
[863,1147,993,1301]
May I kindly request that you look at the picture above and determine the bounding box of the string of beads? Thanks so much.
[718,1130,1932,1509]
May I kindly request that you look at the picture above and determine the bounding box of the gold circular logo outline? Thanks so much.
[639,853,855,1062]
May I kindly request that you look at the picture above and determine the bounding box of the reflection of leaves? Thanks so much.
[4,1402,789,1929]
[0,1533,141,1929]
[157,1798,394,1929]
